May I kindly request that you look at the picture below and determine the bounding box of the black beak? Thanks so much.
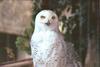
[45,21,50,26]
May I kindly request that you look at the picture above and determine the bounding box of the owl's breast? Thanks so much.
[31,31,58,62]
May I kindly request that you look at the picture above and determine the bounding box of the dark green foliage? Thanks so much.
[15,24,34,54]
[0,48,7,63]
[60,14,80,41]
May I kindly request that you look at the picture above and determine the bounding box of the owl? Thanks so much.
[30,10,82,67]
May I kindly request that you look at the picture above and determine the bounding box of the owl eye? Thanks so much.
[52,16,55,20]
[41,16,45,19]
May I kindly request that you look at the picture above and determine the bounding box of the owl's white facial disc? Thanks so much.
[34,10,59,32]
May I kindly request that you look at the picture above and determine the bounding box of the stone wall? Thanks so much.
[0,0,33,35]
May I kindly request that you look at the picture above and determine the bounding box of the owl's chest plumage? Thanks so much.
[31,31,57,48]
[31,31,63,62]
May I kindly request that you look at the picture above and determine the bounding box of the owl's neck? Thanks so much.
[34,28,60,34]
[34,24,59,33]
[34,28,59,33]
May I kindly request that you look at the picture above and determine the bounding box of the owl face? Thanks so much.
[35,10,59,32]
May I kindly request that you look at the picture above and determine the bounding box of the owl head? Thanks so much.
[34,10,59,32]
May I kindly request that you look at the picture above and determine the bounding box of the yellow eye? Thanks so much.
[52,16,55,20]
[41,16,45,19]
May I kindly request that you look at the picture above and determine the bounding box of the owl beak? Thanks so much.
[45,21,50,26]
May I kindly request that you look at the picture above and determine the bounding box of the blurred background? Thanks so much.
[0,0,100,67]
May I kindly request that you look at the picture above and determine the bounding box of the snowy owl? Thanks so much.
[30,10,82,67]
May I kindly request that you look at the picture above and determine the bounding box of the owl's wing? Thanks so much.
[64,41,82,67]
[53,34,82,67]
